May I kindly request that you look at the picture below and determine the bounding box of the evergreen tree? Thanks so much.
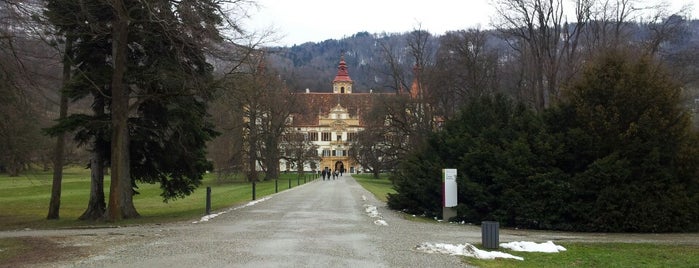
[388,95,569,228]
[45,0,231,220]
[556,50,699,231]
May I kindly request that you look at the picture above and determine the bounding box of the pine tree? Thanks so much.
[561,50,699,231]
[45,0,231,220]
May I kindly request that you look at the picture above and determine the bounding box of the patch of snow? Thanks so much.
[192,196,273,224]
[374,219,388,226]
[416,242,524,261]
[361,196,387,226]
[364,204,380,218]
[500,241,567,253]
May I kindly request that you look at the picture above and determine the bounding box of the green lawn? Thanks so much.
[349,173,699,268]
[0,167,317,230]
[351,173,396,202]
[466,242,699,268]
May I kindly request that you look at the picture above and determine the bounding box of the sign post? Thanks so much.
[442,169,457,220]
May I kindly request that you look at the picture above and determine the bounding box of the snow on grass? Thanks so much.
[416,242,524,261]
[192,196,273,224]
[364,204,380,218]
[363,204,389,226]
[416,240,568,261]
[374,219,388,226]
[500,241,567,253]
[361,195,388,226]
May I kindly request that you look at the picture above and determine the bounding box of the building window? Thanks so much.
[336,134,342,141]
[322,149,331,157]
[322,132,331,141]
[347,132,357,141]
[332,150,336,156]
[308,132,318,141]
[341,87,345,93]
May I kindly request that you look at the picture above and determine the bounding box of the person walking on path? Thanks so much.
[321,169,326,181]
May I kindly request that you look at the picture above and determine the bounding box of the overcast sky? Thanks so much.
[244,0,699,46]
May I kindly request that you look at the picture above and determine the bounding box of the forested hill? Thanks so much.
[265,19,699,94]
[265,31,425,93]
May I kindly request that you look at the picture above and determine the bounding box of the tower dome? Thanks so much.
[332,54,353,94]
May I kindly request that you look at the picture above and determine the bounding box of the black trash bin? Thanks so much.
[481,221,499,249]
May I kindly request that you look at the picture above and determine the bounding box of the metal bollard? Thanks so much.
[481,221,500,249]
[252,181,256,200]
[205,186,211,215]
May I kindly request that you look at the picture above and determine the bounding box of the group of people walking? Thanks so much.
[321,167,342,180]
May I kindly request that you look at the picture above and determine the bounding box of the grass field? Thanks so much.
[466,242,699,268]
[351,173,699,267]
[351,173,396,202]
[0,167,317,230]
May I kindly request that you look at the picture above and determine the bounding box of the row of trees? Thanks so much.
[387,50,699,232]
[345,1,698,179]
[3,0,322,223]
[351,1,699,232]
[43,0,248,220]
[1,0,67,176]
[1,0,279,221]
[211,53,316,182]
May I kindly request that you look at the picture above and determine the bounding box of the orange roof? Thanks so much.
[332,56,353,83]
[290,93,388,126]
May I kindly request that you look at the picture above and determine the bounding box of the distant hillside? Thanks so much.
[265,20,699,95]
[265,31,428,93]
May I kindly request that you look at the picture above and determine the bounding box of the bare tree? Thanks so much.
[222,53,296,181]
[431,29,501,120]
[281,130,320,175]
[493,0,588,110]
[349,122,397,178]
[363,28,442,169]
[1,0,63,178]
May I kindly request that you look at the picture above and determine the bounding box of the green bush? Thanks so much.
[554,51,699,232]
[388,51,699,232]
[389,95,572,229]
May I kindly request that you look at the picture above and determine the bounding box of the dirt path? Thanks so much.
[1,174,698,267]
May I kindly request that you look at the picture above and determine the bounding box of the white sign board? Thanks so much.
[443,169,457,207]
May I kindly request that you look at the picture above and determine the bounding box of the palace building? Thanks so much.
[280,56,392,174]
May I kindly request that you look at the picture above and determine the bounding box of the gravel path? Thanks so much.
[2,174,698,267]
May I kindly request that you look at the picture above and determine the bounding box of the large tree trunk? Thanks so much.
[79,97,106,221]
[247,114,259,183]
[106,0,139,221]
[47,36,72,220]
[264,137,280,180]
[79,150,106,220]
